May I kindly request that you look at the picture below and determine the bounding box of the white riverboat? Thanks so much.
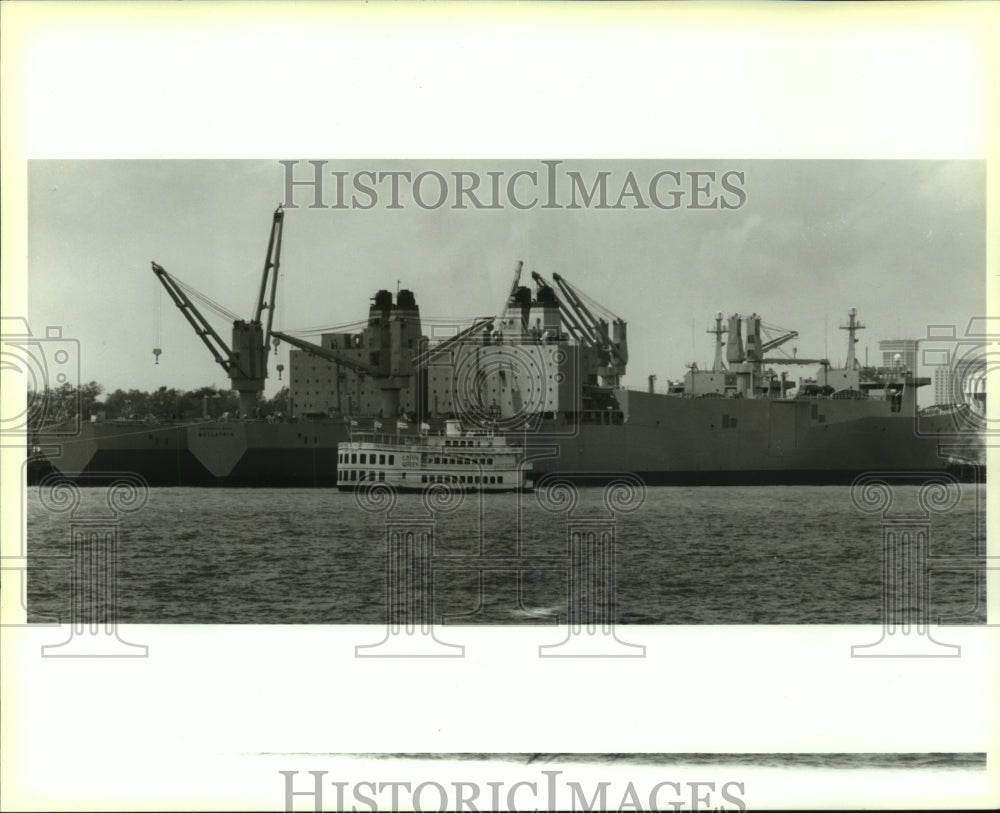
[336,420,532,492]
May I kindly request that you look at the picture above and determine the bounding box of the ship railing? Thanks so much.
[349,432,429,447]
[347,431,512,450]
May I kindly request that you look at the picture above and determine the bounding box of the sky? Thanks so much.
[27,159,985,399]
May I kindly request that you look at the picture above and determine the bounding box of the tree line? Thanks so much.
[27,382,292,429]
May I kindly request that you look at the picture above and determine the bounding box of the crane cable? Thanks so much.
[558,275,623,324]
[169,274,242,323]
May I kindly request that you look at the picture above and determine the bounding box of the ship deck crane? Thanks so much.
[152,205,285,417]
[759,331,798,355]
[530,271,591,347]
[763,357,830,365]
[498,261,524,322]
[546,271,629,386]
[410,316,495,369]
[270,331,381,378]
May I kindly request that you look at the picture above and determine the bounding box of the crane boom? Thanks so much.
[551,272,628,367]
[763,357,830,365]
[759,330,798,354]
[499,261,523,320]
[531,271,592,346]
[254,206,285,345]
[271,330,381,377]
[152,206,287,417]
[411,317,495,369]
[151,262,246,378]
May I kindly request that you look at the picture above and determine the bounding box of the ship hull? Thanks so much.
[528,390,981,483]
[31,392,982,486]
[32,420,348,487]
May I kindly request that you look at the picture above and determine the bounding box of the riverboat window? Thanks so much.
[351,470,357,481]
[351,453,357,464]
[389,455,394,464]
[498,476,503,484]
[378,472,385,481]
[369,470,375,480]
[488,457,493,465]
[379,454,385,464]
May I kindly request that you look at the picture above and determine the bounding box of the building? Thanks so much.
[933,366,954,406]
[929,351,987,409]
[879,339,918,374]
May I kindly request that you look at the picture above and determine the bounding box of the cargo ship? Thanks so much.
[30,208,985,486]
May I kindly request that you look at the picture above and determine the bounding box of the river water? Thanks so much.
[26,484,986,626]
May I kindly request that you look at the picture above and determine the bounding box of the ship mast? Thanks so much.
[708,312,727,372]
[840,307,864,369]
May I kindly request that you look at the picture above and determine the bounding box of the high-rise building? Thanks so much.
[879,339,917,373]
[929,353,986,409]
[933,366,953,405]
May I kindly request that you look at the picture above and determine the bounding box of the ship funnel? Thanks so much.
[397,289,417,310]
